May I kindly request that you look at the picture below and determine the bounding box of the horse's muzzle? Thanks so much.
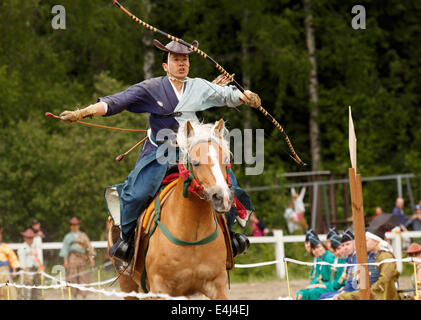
[207,186,233,213]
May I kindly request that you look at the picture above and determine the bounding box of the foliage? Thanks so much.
[0,0,420,268]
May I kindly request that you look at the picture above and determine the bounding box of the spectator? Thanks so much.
[325,226,339,253]
[17,228,44,300]
[406,205,421,231]
[249,213,269,237]
[338,216,401,300]
[392,197,408,232]
[372,206,383,221]
[404,242,421,295]
[30,219,45,269]
[295,234,335,300]
[284,201,301,234]
[59,217,96,299]
[0,226,20,300]
[291,187,309,231]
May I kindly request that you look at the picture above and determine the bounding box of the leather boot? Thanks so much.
[230,231,250,257]
[109,238,134,263]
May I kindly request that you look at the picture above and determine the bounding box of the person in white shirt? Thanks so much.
[17,228,44,300]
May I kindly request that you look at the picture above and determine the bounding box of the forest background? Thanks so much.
[1,0,420,278]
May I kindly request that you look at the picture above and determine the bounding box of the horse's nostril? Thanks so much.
[212,193,222,203]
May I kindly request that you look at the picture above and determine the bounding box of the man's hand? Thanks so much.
[89,257,95,268]
[240,90,261,108]
[63,258,69,269]
[59,104,98,123]
[212,74,234,87]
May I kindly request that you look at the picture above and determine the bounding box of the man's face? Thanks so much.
[311,244,325,257]
[32,223,40,231]
[163,53,190,79]
[334,245,345,259]
[366,237,379,252]
[396,198,404,208]
[24,237,33,245]
[342,240,355,257]
[70,224,80,233]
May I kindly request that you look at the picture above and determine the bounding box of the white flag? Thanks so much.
[349,106,357,170]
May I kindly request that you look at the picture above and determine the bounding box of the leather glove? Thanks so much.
[212,74,235,87]
[240,90,261,108]
[59,105,97,123]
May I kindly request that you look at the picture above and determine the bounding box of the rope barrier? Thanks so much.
[1,256,419,300]
[234,256,421,269]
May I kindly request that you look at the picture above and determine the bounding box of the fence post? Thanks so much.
[390,229,403,273]
[274,229,285,279]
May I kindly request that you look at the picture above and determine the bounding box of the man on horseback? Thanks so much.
[59,39,260,263]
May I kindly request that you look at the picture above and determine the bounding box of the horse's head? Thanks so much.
[178,119,233,213]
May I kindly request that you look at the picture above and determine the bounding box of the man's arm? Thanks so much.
[60,102,106,123]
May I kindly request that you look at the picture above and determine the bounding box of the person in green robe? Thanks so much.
[295,233,335,300]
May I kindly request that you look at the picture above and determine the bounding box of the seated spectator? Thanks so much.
[406,205,421,231]
[295,234,335,300]
[372,206,383,221]
[249,213,269,237]
[337,214,401,300]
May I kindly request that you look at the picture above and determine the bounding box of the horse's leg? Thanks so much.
[117,273,140,300]
[202,272,228,300]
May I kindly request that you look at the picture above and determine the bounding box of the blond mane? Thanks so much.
[177,120,231,163]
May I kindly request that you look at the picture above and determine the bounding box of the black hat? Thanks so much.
[330,234,342,250]
[327,226,338,240]
[367,213,400,240]
[31,219,40,225]
[305,228,317,242]
[341,228,354,243]
[308,234,322,249]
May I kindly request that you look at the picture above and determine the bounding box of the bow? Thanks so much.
[112,0,306,167]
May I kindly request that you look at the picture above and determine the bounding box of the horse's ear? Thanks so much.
[185,120,195,140]
[213,119,225,137]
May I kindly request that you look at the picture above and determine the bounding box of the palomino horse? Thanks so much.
[109,119,234,299]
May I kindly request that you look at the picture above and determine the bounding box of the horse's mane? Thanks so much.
[177,120,231,163]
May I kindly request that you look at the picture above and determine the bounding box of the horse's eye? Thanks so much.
[191,159,200,167]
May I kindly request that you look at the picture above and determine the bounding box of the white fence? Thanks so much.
[8,230,421,279]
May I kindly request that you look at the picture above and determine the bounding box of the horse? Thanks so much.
[108,119,234,300]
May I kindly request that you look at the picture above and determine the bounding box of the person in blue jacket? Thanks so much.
[59,39,261,262]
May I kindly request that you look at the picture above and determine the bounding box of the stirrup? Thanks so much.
[231,232,250,257]
[109,238,134,263]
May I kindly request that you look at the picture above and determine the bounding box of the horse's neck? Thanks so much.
[162,177,215,240]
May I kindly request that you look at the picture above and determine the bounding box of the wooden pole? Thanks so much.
[348,106,370,300]
[349,168,371,300]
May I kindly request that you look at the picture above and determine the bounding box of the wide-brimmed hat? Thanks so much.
[153,39,199,55]
[405,243,421,254]
[69,217,81,225]
[21,228,36,238]
[367,213,400,240]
